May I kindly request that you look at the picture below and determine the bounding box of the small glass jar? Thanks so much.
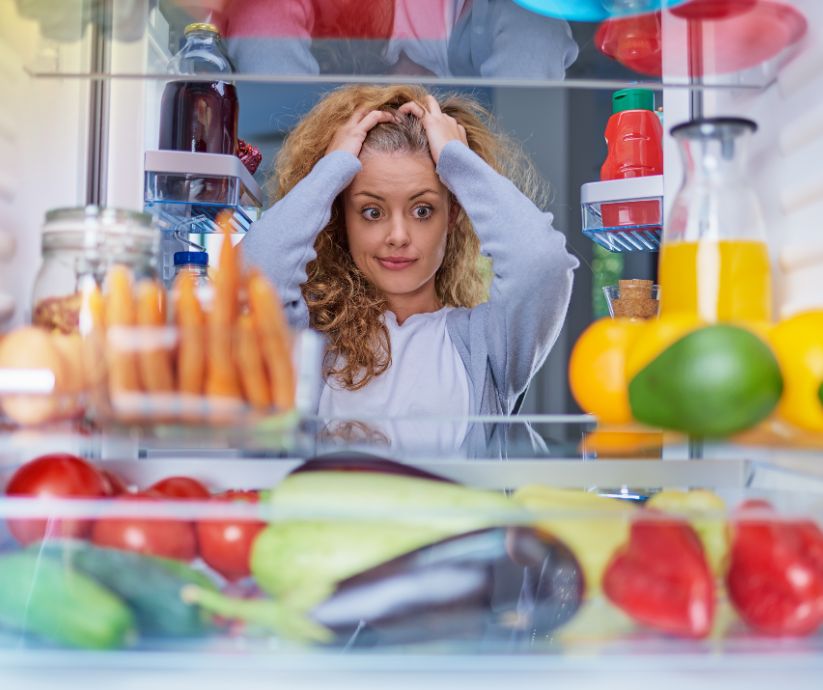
[32,206,160,334]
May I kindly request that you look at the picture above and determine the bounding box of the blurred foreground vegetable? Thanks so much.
[185,527,584,646]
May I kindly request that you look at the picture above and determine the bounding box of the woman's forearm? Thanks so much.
[241,151,361,327]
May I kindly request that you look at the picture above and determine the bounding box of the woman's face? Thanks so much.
[342,151,450,308]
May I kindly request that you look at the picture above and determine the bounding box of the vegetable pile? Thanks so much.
[3,452,823,650]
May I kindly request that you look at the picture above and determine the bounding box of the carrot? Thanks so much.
[247,270,296,410]
[78,277,107,394]
[174,271,206,396]
[205,219,242,399]
[236,312,272,410]
[104,265,141,395]
[136,279,175,393]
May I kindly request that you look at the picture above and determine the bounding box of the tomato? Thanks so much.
[196,491,265,581]
[146,476,211,500]
[91,493,197,561]
[4,453,108,545]
[100,468,130,496]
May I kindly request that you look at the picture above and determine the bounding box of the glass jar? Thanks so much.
[31,207,160,334]
[158,22,238,156]
[659,117,772,323]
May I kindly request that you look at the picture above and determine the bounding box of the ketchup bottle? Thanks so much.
[600,88,663,228]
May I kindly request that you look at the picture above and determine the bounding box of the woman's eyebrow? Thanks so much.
[353,189,438,201]
[410,189,438,200]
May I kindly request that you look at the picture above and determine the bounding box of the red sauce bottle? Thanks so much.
[600,88,663,228]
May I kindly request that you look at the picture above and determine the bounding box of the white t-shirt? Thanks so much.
[317,307,471,456]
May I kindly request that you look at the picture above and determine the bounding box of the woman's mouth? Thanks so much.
[377,256,417,271]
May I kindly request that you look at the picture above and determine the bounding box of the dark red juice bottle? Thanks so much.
[159,80,238,154]
[158,23,238,201]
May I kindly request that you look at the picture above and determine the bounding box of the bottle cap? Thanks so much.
[184,22,220,36]
[612,89,655,113]
[173,251,209,267]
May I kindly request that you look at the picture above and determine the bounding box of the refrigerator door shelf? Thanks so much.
[143,150,264,235]
[581,175,664,253]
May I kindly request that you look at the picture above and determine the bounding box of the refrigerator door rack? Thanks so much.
[581,175,664,252]
[143,150,264,235]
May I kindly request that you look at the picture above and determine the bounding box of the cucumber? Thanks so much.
[39,541,218,638]
[0,551,136,649]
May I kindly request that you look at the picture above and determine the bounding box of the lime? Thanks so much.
[628,324,783,437]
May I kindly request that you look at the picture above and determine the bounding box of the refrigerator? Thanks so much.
[2,1,823,688]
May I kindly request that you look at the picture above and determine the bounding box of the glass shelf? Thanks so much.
[16,0,808,92]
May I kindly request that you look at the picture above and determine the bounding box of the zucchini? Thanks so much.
[41,541,218,638]
[0,551,135,649]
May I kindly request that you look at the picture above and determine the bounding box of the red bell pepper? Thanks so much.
[603,513,715,638]
[727,501,823,636]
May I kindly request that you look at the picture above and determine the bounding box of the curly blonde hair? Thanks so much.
[268,84,546,391]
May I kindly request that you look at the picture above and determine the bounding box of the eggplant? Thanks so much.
[309,526,584,647]
[290,453,453,483]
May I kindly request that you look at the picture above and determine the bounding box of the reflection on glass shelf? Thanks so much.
[3,414,823,468]
[17,0,809,91]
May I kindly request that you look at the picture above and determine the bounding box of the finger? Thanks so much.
[458,124,468,144]
[357,109,394,132]
[398,101,426,119]
[349,106,370,124]
[423,95,443,116]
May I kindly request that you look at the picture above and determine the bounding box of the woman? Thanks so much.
[242,84,577,436]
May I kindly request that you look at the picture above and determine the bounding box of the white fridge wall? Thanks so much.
[0,4,90,328]
[664,0,823,318]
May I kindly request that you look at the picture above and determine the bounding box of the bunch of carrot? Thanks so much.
[88,219,294,420]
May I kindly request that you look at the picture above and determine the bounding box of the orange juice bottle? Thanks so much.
[660,118,772,323]
[659,240,771,322]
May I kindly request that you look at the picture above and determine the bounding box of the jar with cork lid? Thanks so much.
[603,279,660,319]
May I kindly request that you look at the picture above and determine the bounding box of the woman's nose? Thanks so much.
[385,217,410,247]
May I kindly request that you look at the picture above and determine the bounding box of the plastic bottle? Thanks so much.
[173,251,210,285]
[173,251,212,306]
[158,23,238,156]
[600,88,663,228]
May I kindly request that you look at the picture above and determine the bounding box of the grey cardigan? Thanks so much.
[241,141,578,416]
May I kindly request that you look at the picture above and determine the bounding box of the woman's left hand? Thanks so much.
[399,96,468,165]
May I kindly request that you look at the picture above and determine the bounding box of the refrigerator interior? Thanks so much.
[2,1,823,685]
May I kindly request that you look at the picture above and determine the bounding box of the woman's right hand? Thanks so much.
[325,108,395,158]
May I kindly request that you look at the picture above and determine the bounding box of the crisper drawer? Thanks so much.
[3,446,823,689]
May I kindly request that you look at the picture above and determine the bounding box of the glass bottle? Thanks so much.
[659,117,772,323]
[32,207,159,334]
[158,22,238,156]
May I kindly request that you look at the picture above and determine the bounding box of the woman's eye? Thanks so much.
[413,205,433,220]
[361,207,382,221]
